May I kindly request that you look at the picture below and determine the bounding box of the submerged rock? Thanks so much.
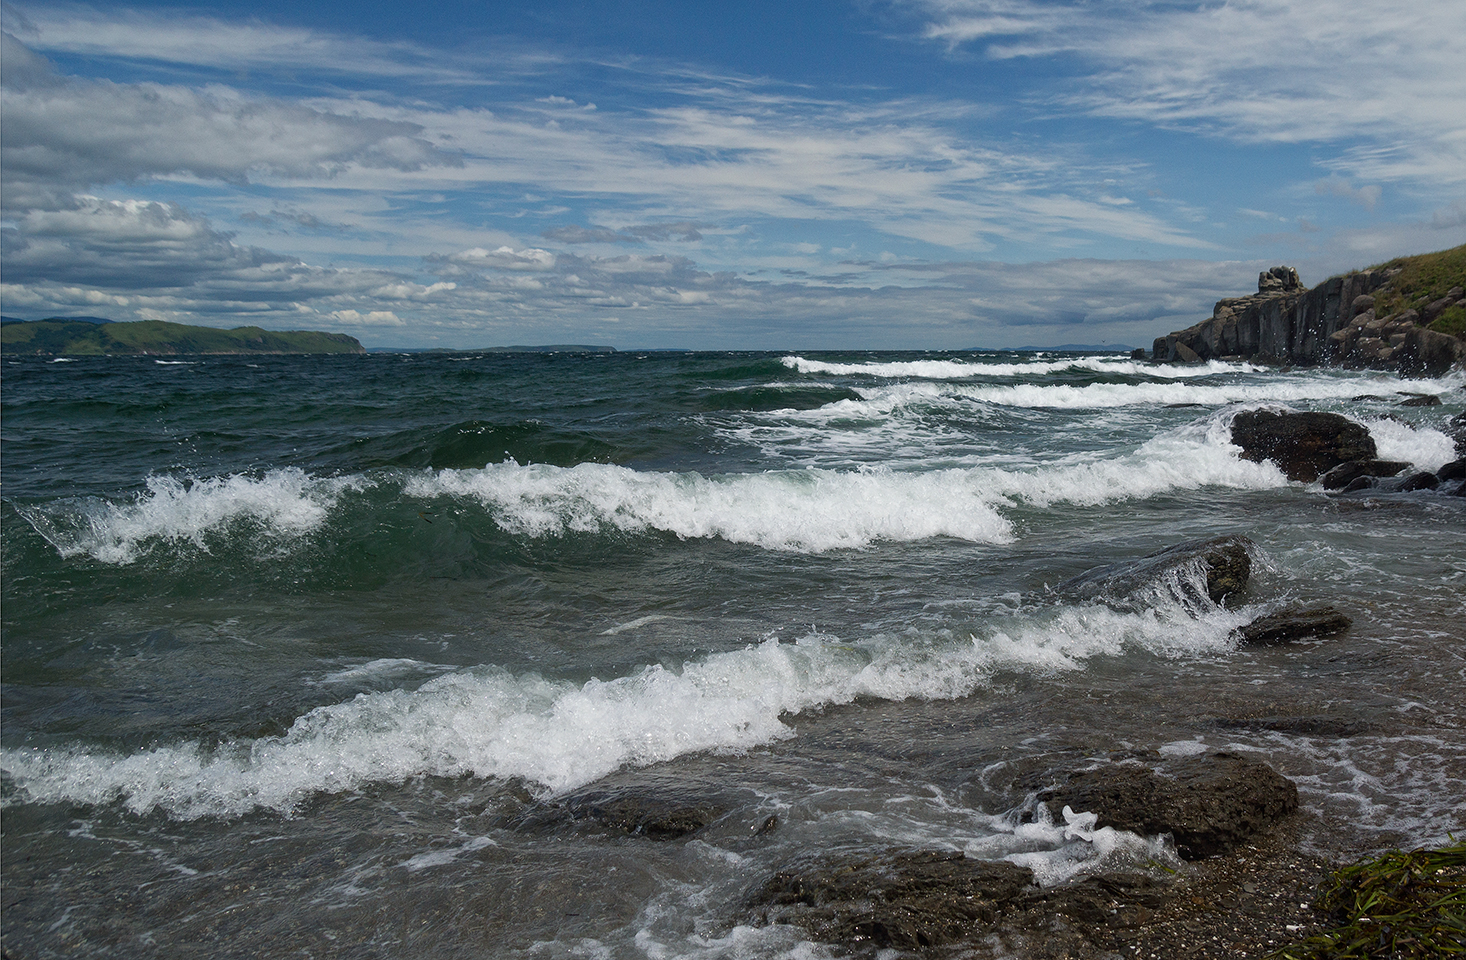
[749,849,1034,950]
[561,792,728,839]
[1056,535,1253,610]
[1037,752,1298,860]
[506,786,731,840]
[1237,604,1352,645]
[1230,409,1376,481]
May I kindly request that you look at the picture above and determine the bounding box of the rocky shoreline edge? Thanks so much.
[1147,244,1466,377]
[484,411,1465,959]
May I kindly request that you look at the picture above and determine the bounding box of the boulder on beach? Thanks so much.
[1237,604,1352,646]
[1036,751,1299,860]
[1056,535,1253,610]
[1230,409,1376,481]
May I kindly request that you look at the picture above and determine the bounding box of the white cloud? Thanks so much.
[0,32,458,212]
[446,246,558,271]
[910,0,1466,185]
[1315,176,1382,211]
[327,309,404,326]
[5,3,508,84]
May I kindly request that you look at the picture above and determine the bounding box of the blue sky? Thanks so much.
[2,0,1463,349]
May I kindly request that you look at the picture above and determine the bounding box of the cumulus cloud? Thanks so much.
[442,246,558,271]
[327,308,403,326]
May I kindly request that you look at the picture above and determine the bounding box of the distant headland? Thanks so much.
[1149,243,1466,376]
[0,318,365,356]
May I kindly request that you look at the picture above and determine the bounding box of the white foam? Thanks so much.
[399,835,496,873]
[1366,420,1457,473]
[601,615,678,636]
[17,469,365,565]
[405,462,1016,553]
[0,609,1241,820]
[319,659,455,686]
[977,804,1182,887]
[781,355,1260,380]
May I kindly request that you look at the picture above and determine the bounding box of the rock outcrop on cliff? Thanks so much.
[1152,246,1466,376]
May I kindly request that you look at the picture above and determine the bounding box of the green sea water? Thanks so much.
[3,351,1464,958]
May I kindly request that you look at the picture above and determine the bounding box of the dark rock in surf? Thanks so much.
[1395,326,1466,378]
[565,792,728,839]
[509,788,730,840]
[1449,413,1466,457]
[1037,752,1298,860]
[1399,471,1440,492]
[749,849,1034,950]
[1056,535,1253,610]
[1318,459,1410,490]
[1237,604,1352,646]
[1398,393,1442,407]
[1230,410,1376,482]
[1438,459,1466,483]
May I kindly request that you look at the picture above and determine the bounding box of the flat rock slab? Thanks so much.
[1056,535,1253,610]
[1231,410,1376,482]
[1237,604,1352,645]
[1037,752,1298,860]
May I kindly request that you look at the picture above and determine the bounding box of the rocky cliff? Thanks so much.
[1152,245,1466,376]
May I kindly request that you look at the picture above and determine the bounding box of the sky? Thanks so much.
[2,0,1464,350]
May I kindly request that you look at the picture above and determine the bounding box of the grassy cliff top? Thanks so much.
[1,319,365,356]
[1363,243,1466,336]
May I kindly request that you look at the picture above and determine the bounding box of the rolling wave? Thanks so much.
[782,355,1263,380]
[0,603,1246,819]
[13,406,1452,566]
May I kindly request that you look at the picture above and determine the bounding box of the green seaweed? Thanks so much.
[1271,839,1466,959]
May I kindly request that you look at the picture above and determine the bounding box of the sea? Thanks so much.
[2,349,1463,958]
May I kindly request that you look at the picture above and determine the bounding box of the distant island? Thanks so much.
[0,318,365,356]
[366,344,617,354]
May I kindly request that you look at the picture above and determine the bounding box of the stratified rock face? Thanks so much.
[1153,266,1394,367]
[1057,535,1253,610]
[1038,752,1298,860]
[1230,410,1376,482]
[749,850,1035,950]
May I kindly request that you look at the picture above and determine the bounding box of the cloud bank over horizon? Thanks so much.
[2,0,1463,348]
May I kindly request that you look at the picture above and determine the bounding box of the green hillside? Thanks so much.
[1,319,365,356]
[1365,243,1466,337]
